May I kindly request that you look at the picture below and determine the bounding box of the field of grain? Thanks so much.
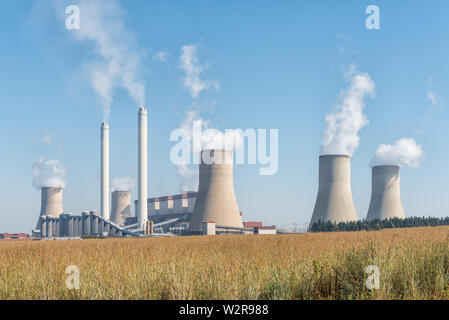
[0,226,449,300]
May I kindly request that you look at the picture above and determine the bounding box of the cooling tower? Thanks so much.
[309,155,358,228]
[189,149,243,232]
[40,187,63,218]
[366,165,405,221]
[138,107,148,228]
[110,191,132,226]
[101,122,110,220]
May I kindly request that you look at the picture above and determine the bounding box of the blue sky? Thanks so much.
[1,0,449,232]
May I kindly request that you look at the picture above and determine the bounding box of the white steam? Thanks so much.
[110,176,135,192]
[175,110,243,192]
[53,0,146,120]
[181,110,244,152]
[320,68,375,156]
[32,158,67,189]
[180,44,218,99]
[370,138,425,169]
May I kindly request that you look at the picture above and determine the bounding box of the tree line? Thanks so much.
[309,216,449,232]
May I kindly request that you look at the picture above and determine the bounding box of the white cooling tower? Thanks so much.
[309,155,358,228]
[40,187,63,218]
[366,165,405,221]
[110,191,132,226]
[189,149,243,232]
[138,107,148,228]
[101,122,110,220]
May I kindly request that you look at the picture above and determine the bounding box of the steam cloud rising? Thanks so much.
[53,0,146,120]
[321,69,375,156]
[180,44,218,98]
[175,110,244,192]
[110,176,135,192]
[32,158,67,189]
[371,138,425,169]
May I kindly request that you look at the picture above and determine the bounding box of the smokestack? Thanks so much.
[110,191,132,226]
[366,165,405,221]
[138,107,148,228]
[101,122,110,220]
[189,149,243,232]
[40,187,63,217]
[309,155,358,228]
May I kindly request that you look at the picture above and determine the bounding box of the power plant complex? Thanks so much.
[32,107,270,239]
[30,106,414,239]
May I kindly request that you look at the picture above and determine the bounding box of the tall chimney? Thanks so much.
[309,155,358,228]
[366,165,405,221]
[101,122,110,220]
[189,149,243,232]
[138,107,148,228]
[110,190,132,226]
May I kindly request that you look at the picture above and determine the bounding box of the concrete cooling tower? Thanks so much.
[40,187,63,218]
[309,155,358,228]
[189,149,243,232]
[110,191,132,226]
[366,165,405,221]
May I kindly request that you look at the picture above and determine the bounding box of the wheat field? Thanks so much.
[0,226,448,299]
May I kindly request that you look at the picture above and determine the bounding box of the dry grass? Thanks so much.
[1,226,449,299]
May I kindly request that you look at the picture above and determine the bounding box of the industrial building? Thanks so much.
[134,192,198,223]
[0,233,31,240]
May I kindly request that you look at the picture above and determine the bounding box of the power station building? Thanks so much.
[134,192,198,223]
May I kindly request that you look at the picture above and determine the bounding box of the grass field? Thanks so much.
[1,226,449,300]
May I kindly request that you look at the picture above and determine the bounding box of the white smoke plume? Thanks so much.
[370,138,425,169]
[53,0,146,120]
[153,51,168,62]
[180,44,218,98]
[175,110,243,192]
[110,176,135,192]
[42,130,52,145]
[181,110,244,152]
[320,68,375,156]
[32,158,67,189]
